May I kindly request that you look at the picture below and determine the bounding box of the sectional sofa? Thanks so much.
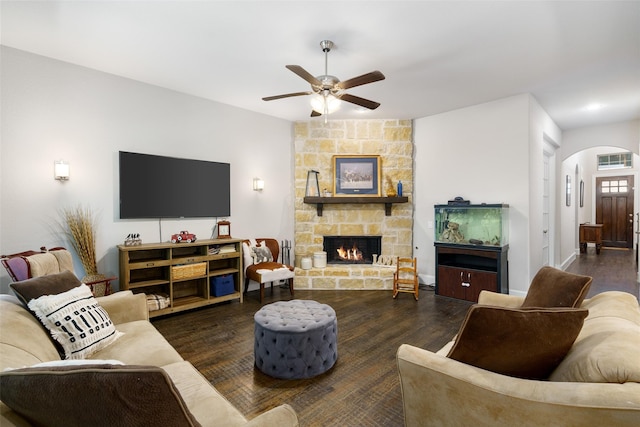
[0,272,298,426]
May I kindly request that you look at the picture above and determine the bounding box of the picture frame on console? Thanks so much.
[333,155,381,196]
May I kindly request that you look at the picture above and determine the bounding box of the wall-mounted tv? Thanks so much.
[119,151,230,219]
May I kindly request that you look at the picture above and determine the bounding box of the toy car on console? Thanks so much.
[171,231,196,243]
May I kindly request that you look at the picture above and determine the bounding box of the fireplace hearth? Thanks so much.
[323,236,382,264]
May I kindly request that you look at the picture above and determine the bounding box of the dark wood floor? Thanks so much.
[153,248,638,426]
[566,246,639,299]
[153,286,472,427]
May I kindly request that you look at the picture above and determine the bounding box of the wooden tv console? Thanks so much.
[118,239,243,317]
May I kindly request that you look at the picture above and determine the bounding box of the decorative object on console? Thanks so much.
[171,231,197,243]
[124,233,142,246]
[217,220,231,239]
[333,155,381,196]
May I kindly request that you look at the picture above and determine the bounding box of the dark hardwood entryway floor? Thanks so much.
[566,246,639,299]
[153,248,638,426]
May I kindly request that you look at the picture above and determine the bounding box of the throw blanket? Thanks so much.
[146,294,170,312]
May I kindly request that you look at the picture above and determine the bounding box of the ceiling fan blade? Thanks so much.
[336,71,385,90]
[339,93,381,110]
[286,65,322,86]
[311,110,322,117]
[262,91,313,101]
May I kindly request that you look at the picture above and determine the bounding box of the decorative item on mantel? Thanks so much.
[306,170,320,197]
[385,176,397,197]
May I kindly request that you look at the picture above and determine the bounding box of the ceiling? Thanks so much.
[1,1,639,130]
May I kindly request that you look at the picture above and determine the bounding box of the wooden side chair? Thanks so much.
[393,257,419,300]
[242,238,294,303]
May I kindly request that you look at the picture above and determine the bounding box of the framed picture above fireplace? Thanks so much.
[333,155,381,196]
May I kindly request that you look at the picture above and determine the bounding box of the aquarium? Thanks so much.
[434,204,509,247]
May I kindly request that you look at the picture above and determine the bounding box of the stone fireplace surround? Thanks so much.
[294,119,414,290]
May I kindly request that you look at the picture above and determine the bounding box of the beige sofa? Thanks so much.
[397,291,640,426]
[0,290,298,426]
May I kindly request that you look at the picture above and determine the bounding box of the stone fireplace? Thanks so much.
[323,235,382,264]
[293,119,414,290]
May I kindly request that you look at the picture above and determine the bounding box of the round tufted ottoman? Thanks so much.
[254,300,338,379]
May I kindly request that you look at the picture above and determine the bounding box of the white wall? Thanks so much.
[414,94,533,295]
[0,47,294,293]
[527,97,562,274]
[562,120,640,159]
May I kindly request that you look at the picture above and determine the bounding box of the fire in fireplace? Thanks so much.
[323,236,382,264]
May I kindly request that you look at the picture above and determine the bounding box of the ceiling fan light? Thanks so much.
[310,94,341,114]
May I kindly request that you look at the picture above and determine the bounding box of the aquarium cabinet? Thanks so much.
[434,204,509,302]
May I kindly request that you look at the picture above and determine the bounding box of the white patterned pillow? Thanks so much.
[252,245,274,264]
[28,284,123,360]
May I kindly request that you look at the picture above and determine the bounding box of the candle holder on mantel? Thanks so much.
[306,170,320,197]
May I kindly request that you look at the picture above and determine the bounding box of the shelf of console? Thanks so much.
[303,196,409,216]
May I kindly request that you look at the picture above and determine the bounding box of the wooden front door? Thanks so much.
[595,175,634,249]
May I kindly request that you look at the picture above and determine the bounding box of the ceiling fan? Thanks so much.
[262,40,385,118]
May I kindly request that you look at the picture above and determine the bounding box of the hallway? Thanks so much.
[565,247,639,300]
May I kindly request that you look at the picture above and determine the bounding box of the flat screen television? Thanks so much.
[119,151,230,219]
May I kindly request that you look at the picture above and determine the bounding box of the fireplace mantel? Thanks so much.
[304,196,409,216]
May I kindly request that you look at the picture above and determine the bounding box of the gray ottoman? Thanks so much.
[254,300,338,379]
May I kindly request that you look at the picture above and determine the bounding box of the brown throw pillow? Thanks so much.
[521,266,592,308]
[447,305,588,379]
[10,270,82,306]
[0,364,201,427]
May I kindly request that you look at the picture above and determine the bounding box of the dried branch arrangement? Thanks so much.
[60,205,98,277]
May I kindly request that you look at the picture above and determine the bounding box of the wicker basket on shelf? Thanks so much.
[172,262,206,280]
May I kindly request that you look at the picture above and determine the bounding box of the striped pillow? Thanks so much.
[28,284,122,359]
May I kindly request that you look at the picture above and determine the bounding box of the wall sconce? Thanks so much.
[54,160,70,181]
[253,178,264,191]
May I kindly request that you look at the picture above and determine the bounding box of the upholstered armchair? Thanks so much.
[242,239,294,303]
[1,247,114,296]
